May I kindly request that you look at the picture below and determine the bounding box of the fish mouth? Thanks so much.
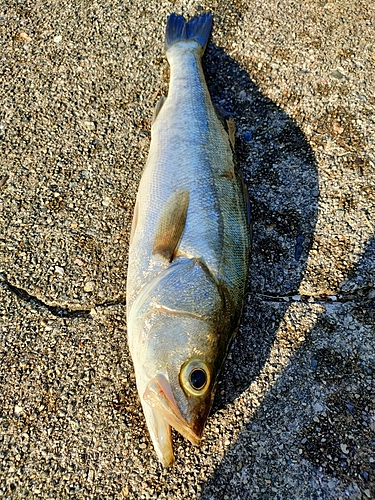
[143,374,202,450]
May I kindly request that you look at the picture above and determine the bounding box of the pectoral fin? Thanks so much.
[152,96,166,124]
[153,189,189,261]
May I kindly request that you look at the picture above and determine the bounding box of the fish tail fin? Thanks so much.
[165,13,213,53]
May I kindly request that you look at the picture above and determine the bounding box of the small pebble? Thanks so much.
[242,130,253,142]
[340,443,349,454]
[14,405,23,417]
[84,121,95,130]
[54,266,64,275]
[84,281,94,292]
[313,402,325,412]
[17,32,32,42]
[330,69,345,79]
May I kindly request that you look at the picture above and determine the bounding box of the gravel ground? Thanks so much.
[0,0,374,498]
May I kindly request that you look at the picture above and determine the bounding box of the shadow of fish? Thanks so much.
[126,12,250,467]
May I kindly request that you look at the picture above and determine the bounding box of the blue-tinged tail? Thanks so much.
[165,13,213,53]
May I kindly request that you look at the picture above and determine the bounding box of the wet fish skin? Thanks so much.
[126,12,250,467]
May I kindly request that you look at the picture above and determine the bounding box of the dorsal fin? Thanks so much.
[213,105,235,150]
[227,117,236,149]
[153,189,190,261]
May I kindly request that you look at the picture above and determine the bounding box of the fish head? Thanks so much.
[133,314,222,467]
[128,257,234,467]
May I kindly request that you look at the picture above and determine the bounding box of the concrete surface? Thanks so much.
[0,0,374,498]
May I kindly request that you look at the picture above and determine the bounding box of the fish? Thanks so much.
[126,12,250,467]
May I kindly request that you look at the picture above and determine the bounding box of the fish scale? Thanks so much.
[126,12,250,467]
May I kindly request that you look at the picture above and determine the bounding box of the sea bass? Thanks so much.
[126,12,250,467]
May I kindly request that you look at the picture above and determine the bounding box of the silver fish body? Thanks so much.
[126,13,250,467]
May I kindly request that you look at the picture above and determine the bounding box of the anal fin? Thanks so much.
[129,199,139,245]
[153,189,190,261]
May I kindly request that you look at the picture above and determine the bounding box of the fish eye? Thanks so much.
[189,368,207,391]
[180,359,210,396]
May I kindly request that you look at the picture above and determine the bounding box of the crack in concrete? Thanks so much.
[0,273,126,318]
[1,272,372,318]
[255,287,375,304]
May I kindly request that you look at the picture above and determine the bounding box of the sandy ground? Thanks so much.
[0,0,374,498]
